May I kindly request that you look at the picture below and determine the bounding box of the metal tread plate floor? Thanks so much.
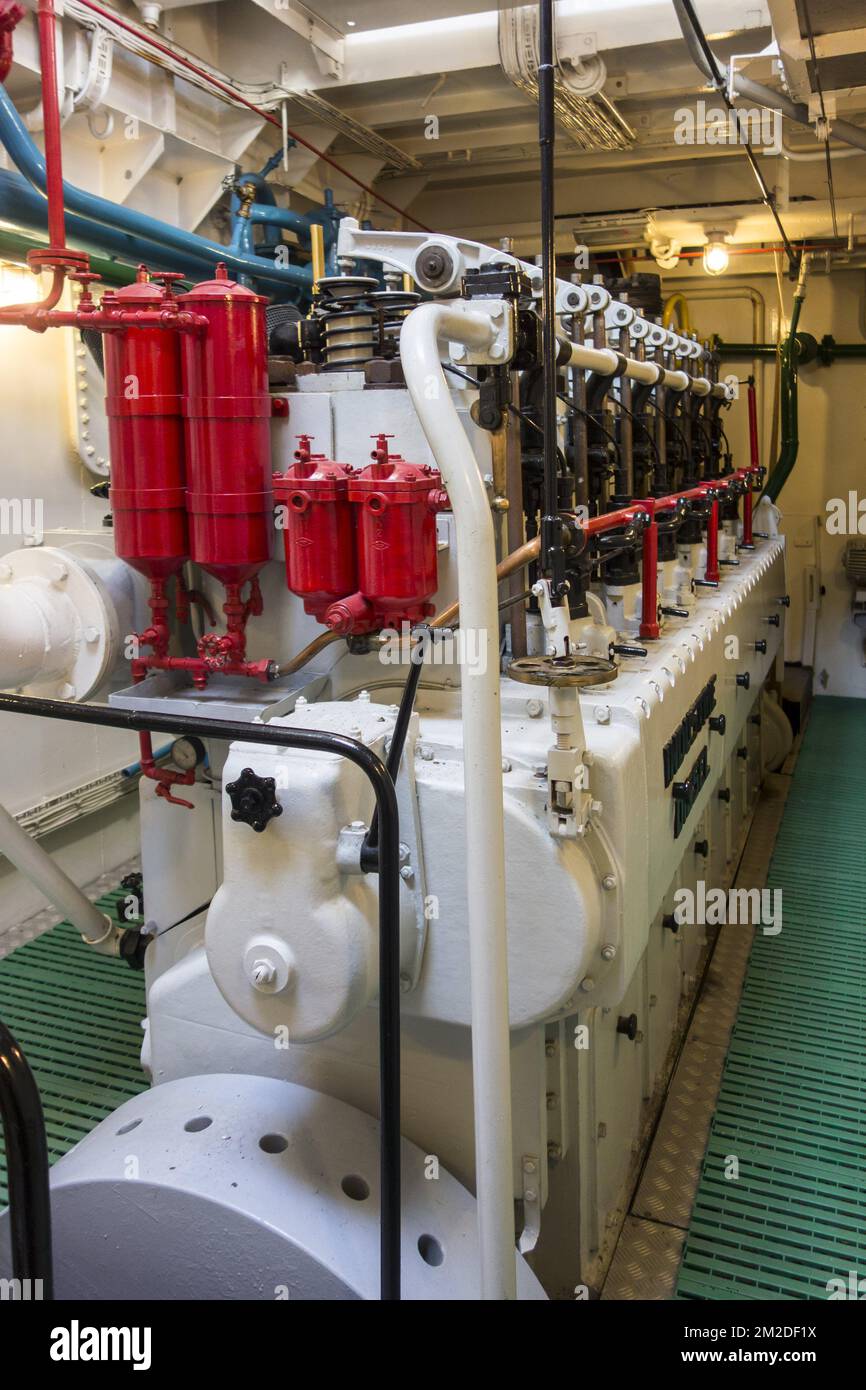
[0,888,147,1206]
[676,697,866,1300]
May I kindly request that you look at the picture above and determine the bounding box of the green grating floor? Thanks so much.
[0,888,148,1205]
[677,696,866,1299]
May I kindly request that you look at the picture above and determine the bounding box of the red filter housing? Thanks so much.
[178,264,272,586]
[104,270,187,579]
[273,434,357,621]
[324,434,448,635]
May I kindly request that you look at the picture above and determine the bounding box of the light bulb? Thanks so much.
[702,239,730,277]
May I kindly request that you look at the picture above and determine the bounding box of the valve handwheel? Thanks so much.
[507,654,617,687]
[226,767,283,833]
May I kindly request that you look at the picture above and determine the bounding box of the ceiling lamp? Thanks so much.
[702,230,731,277]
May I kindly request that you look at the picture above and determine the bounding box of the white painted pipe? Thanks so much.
[0,803,118,951]
[561,338,690,391]
[400,301,516,1300]
[0,576,77,690]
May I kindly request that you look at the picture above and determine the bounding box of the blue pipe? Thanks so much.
[0,170,225,282]
[0,82,312,293]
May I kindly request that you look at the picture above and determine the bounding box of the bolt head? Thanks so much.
[251,959,276,987]
[600,943,617,961]
[602,874,617,891]
[580,976,595,992]
[594,705,611,724]
[526,699,543,718]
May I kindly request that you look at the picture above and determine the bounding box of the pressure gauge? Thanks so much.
[170,736,206,772]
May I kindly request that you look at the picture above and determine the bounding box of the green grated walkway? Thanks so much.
[0,888,148,1206]
[677,696,866,1299]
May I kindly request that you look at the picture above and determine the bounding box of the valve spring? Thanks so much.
[315,275,379,371]
[369,290,421,357]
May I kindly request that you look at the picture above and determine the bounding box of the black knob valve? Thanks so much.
[694,839,709,857]
[616,1014,639,1041]
[709,714,726,734]
[766,614,780,627]
[718,787,731,803]
[662,913,680,933]
[226,767,283,833]
[753,639,767,654]
[737,745,748,759]
[777,595,791,607]
[736,672,750,689]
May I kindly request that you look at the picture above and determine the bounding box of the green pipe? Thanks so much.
[764,295,802,505]
[0,226,190,288]
[717,336,866,362]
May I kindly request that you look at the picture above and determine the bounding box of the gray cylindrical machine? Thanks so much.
[0,1074,546,1301]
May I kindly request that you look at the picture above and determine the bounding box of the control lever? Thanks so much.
[612,643,648,659]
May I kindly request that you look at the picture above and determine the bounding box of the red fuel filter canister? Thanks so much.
[273,434,357,621]
[104,269,187,579]
[178,264,272,587]
[324,433,448,635]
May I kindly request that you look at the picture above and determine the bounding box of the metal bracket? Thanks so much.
[336,217,582,315]
[448,298,515,368]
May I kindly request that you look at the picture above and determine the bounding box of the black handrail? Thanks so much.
[0,691,402,1301]
[0,1018,54,1298]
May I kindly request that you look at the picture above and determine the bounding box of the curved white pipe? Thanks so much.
[0,803,118,950]
[400,301,516,1300]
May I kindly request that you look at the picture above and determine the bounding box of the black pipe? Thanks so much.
[0,692,401,1302]
[362,636,426,870]
[538,0,565,596]
[0,1018,53,1297]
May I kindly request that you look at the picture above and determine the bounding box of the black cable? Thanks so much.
[363,633,427,862]
[0,692,402,1303]
[613,397,662,472]
[678,0,799,270]
[538,0,559,546]
[802,0,838,239]
[0,1018,53,1297]
[557,389,623,466]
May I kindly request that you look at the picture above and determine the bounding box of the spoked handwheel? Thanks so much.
[506,654,617,687]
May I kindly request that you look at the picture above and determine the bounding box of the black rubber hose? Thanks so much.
[0,1018,53,1297]
[0,692,402,1302]
[362,637,426,868]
